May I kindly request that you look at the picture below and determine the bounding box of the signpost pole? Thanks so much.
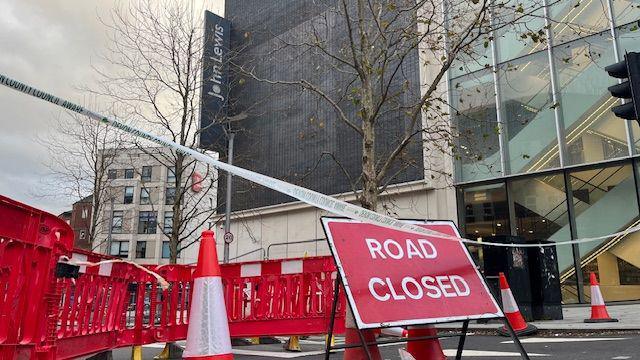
[223,131,235,264]
[455,320,470,360]
[502,318,531,360]
[324,278,341,360]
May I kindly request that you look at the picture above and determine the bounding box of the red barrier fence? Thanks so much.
[0,195,344,359]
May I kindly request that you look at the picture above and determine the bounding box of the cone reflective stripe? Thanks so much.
[404,325,446,360]
[344,308,382,360]
[584,272,618,323]
[497,272,537,336]
[183,231,233,359]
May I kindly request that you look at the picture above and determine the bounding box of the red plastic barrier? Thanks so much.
[221,257,346,337]
[0,194,345,359]
[0,195,74,359]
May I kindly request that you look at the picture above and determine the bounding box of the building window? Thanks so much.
[165,187,176,205]
[167,167,176,183]
[163,211,173,234]
[107,169,117,180]
[497,50,559,174]
[140,188,151,205]
[124,186,134,204]
[111,210,124,233]
[79,230,86,240]
[124,168,134,179]
[141,166,152,181]
[110,241,129,258]
[452,69,501,182]
[135,241,147,258]
[138,211,157,234]
[81,208,88,219]
[162,241,180,259]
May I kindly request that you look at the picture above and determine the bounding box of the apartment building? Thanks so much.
[93,147,217,265]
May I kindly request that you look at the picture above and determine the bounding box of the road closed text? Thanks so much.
[365,237,471,301]
[368,275,470,301]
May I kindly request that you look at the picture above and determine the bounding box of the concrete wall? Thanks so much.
[213,181,456,263]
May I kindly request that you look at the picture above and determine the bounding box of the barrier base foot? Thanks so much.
[585,318,619,323]
[497,324,538,337]
[154,342,184,359]
[284,336,302,352]
[87,350,114,360]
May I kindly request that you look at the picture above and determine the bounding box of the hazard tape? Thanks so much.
[2,73,639,248]
[59,255,170,289]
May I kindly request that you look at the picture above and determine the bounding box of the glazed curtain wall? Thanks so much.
[453,0,640,303]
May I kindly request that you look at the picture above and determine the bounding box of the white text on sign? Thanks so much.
[365,237,470,301]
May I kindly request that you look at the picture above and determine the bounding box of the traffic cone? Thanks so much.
[344,308,382,360]
[183,230,233,359]
[404,325,446,360]
[380,327,408,338]
[584,272,619,323]
[497,272,537,337]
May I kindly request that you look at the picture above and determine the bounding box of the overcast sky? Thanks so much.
[0,0,223,215]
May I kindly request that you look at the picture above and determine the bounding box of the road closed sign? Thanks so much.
[321,217,503,329]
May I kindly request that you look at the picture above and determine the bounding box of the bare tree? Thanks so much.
[233,0,582,212]
[38,105,124,248]
[93,0,223,263]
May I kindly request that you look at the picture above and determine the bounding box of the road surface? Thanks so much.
[110,333,640,359]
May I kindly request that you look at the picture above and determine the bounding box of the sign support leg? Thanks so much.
[502,317,530,360]
[324,278,341,360]
[455,320,469,360]
[355,326,373,360]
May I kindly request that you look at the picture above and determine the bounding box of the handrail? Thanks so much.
[266,238,325,259]
[229,247,265,262]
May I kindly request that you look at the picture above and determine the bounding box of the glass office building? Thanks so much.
[454,0,640,303]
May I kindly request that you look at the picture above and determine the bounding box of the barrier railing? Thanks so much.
[221,257,346,337]
[0,195,345,359]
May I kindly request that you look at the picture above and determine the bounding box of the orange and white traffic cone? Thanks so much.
[344,309,382,360]
[584,272,618,323]
[497,272,537,337]
[380,327,408,338]
[183,230,233,360]
[404,325,446,360]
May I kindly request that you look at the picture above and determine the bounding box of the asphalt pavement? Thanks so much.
[109,333,640,359]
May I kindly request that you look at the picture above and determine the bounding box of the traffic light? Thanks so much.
[605,52,640,123]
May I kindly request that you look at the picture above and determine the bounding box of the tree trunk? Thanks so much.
[169,154,185,264]
[361,118,378,211]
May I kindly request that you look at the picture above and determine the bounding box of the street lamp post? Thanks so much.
[223,131,235,263]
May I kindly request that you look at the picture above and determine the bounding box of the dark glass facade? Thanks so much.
[223,1,424,211]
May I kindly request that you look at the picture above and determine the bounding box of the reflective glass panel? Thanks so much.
[549,0,611,45]
[460,183,510,266]
[448,2,493,77]
[612,0,640,25]
[509,173,576,302]
[452,70,502,182]
[554,33,629,166]
[498,51,560,174]
[569,163,640,301]
[494,0,547,62]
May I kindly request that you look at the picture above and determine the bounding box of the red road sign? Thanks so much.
[321,218,503,329]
